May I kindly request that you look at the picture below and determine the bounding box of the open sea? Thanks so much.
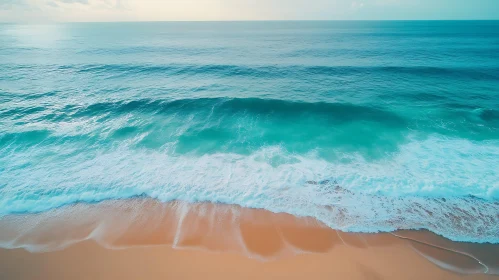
[0,21,498,244]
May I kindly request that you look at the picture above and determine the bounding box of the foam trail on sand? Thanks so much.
[0,200,498,275]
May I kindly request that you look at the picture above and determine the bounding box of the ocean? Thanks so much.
[0,21,498,243]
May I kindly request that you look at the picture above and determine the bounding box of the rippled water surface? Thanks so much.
[0,21,498,243]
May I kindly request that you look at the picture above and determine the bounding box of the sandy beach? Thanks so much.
[0,200,497,280]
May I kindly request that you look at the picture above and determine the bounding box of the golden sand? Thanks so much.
[0,200,497,280]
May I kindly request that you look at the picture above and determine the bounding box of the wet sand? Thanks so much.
[0,200,497,280]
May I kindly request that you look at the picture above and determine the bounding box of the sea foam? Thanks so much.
[1,137,498,243]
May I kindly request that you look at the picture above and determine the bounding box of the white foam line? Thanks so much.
[336,230,347,246]
[172,203,188,248]
[390,232,489,274]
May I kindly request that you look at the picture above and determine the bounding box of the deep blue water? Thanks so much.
[0,21,498,243]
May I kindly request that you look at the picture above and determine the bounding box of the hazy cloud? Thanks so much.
[57,0,89,4]
[351,1,365,9]
[0,0,28,8]
[46,1,59,7]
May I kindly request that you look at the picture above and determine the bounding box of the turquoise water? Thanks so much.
[0,21,498,243]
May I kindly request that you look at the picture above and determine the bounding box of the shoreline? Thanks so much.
[0,199,498,279]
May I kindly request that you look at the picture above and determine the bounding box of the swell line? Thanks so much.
[0,97,407,125]
[2,63,499,81]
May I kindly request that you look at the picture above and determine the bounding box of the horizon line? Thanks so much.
[1,19,499,24]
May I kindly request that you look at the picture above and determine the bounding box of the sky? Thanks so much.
[0,0,498,22]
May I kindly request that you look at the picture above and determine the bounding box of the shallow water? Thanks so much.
[0,21,498,243]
